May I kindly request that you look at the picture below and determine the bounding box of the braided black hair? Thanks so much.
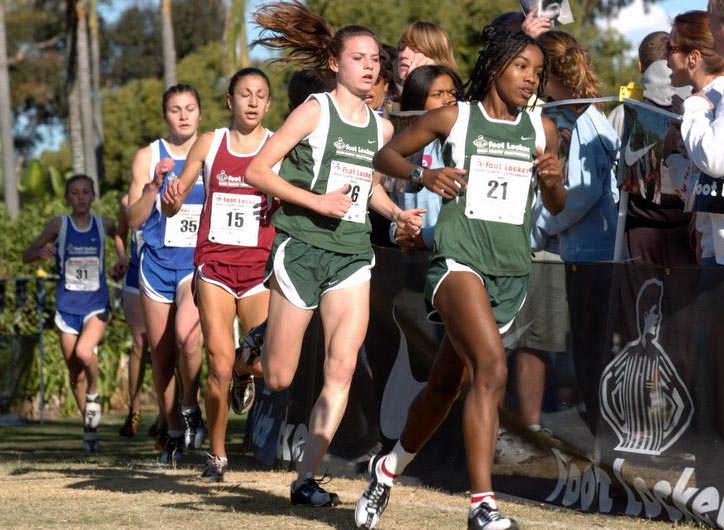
[464,25,548,106]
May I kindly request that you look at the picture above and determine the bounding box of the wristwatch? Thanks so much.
[410,166,425,185]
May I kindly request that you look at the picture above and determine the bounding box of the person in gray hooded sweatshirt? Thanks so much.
[609,31,696,266]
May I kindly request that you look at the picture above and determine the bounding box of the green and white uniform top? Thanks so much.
[433,101,546,277]
[272,92,383,255]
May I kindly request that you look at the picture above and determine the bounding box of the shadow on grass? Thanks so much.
[11,456,356,530]
[0,415,358,529]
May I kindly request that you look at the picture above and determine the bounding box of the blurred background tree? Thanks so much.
[1,0,657,204]
[0,0,666,417]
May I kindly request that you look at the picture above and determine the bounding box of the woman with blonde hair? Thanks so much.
[397,21,456,84]
[533,30,619,262]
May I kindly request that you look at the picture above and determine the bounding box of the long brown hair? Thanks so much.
[252,1,379,72]
[673,10,724,75]
[537,31,601,100]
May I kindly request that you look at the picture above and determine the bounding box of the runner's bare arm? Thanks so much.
[536,116,566,215]
[369,173,425,235]
[126,146,158,230]
[161,132,213,217]
[23,217,61,263]
[374,105,466,198]
[104,216,128,279]
[247,99,352,218]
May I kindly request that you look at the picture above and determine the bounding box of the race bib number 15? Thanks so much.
[209,193,261,247]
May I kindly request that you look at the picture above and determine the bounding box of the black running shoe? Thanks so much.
[182,407,207,449]
[154,427,168,451]
[355,454,393,529]
[160,434,183,465]
[229,372,255,415]
[229,322,265,415]
[468,502,518,530]
[290,474,340,507]
[200,453,228,483]
[118,410,142,437]
[148,415,162,438]
[239,321,266,366]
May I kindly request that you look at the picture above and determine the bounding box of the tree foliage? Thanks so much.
[5,5,65,153]
[307,0,521,80]
[102,42,228,190]
[306,0,642,97]
[102,0,225,86]
[5,0,656,197]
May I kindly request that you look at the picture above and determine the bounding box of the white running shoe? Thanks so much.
[84,397,102,429]
[355,454,393,529]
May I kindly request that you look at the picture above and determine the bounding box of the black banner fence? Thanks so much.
[0,276,50,421]
[245,247,724,528]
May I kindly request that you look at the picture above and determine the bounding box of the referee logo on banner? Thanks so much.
[599,279,694,456]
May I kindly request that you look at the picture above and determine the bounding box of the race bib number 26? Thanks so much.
[326,161,373,224]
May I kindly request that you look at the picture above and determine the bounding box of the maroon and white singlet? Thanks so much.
[194,127,277,298]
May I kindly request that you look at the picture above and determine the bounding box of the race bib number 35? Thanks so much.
[65,256,100,291]
[165,204,202,247]
[466,155,532,225]
[209,193,261,247]
[326,161,373,224]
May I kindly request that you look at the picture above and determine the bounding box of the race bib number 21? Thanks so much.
[465,155,532,225]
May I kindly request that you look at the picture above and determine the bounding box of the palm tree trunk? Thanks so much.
[75,0,98,189]
[160,0,177,88]
[68,80,84,175]
[223,0,248,76]
[66,1,84,175]
[88,0,103,183]
[0,1,18,217]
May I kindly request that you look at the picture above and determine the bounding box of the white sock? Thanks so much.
[181,404,198,415]
[86,392,99,402]
[470,491,497,512]
[528,424,541,432]
[292,471,314,491]
[384,440,416,476]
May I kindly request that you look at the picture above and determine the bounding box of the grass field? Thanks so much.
[0,414,697,529]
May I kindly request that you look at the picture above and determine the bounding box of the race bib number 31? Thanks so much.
[65,256,100,291]
[165,204,202,247]
[326,161,373,224]
[466,155,532,225]
[209,193,261,247]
